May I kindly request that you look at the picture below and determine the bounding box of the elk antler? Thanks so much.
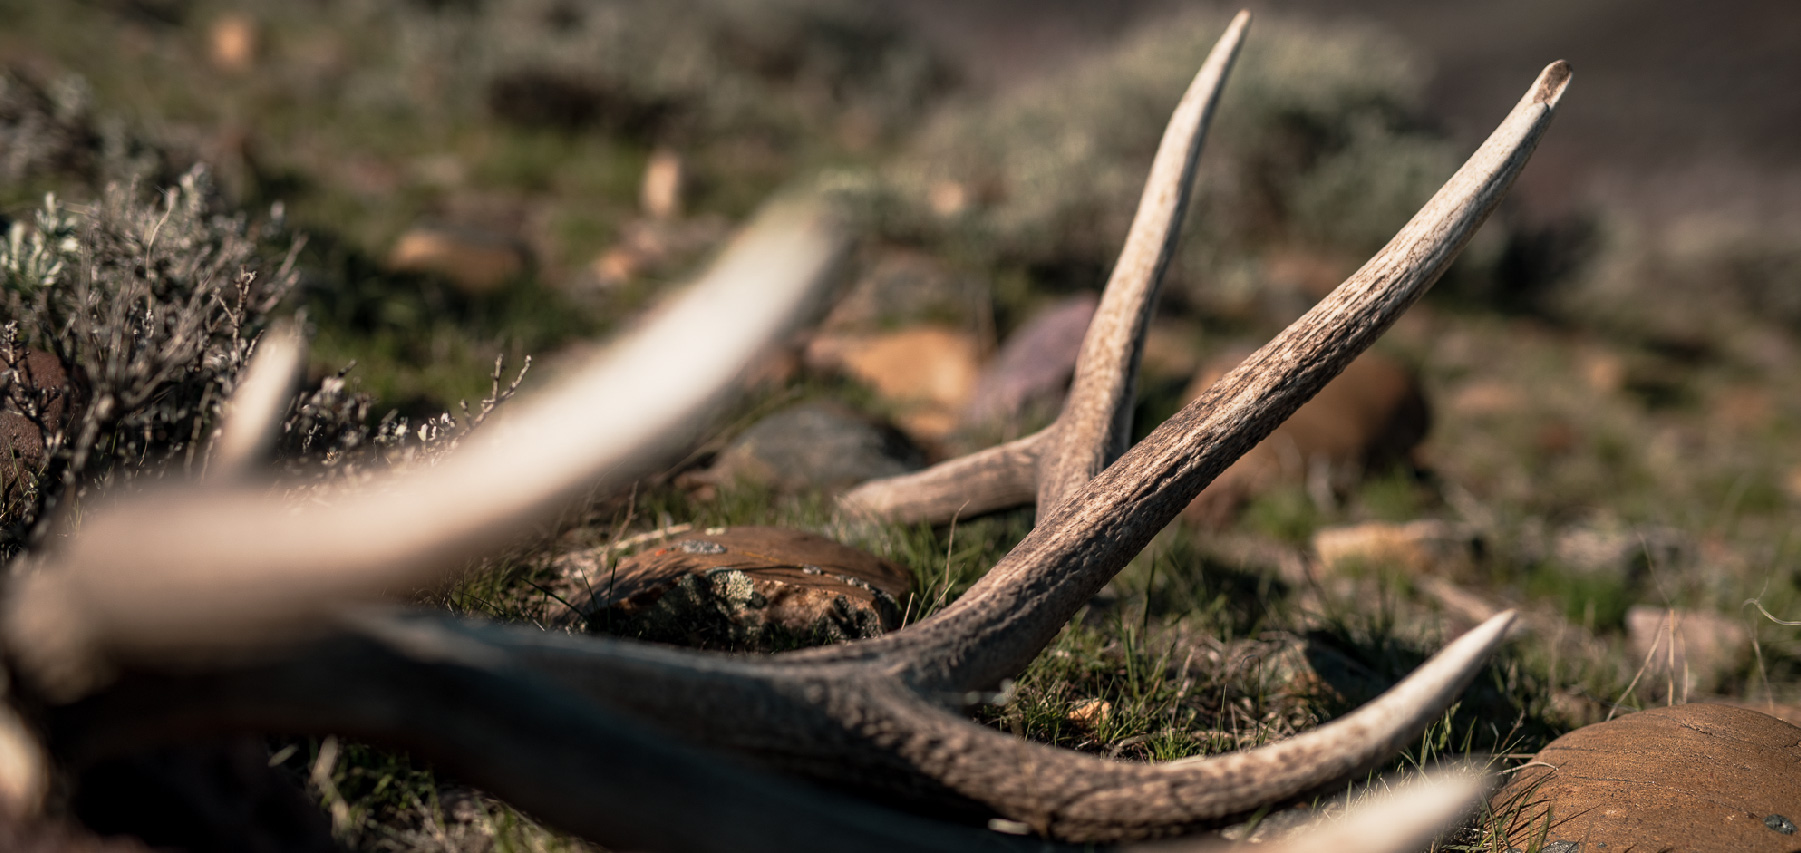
[3,12,1571,851]
[840,12,1247,523]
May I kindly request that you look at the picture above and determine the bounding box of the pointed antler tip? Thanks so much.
[1534,61,1572,106]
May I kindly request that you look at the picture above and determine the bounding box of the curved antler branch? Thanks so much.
[1036,10,1248,515]
[839,11,1250,526]
[839,432,1046,523]
[862,62,1570,695]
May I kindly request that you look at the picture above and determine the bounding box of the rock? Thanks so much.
[1552,524,1693,585]
[388,225,530,294]
[927,179,971,218]
[821,249,979,332]
[1579,348,1627,393]
[1067,699,1112,726]
[557,527,912,650]
[1182,349,1429,525]
[582,217,728,290]
[1625,606,1751,697]
[1492,704,1801,852]
[640,148,685,219]
[0,349,81,513]
[208,13,260,74]
[1312,520,1480,577]
[708,402,923,492]
[4,348,81,425]
[805,328,980,441]
[1446,380,1525,418]
[961,293,1095,430]
[0,413,46,510]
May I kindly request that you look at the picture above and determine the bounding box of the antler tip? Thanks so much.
[1533,61,1572,107]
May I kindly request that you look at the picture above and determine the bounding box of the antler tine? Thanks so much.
[1037,9,1248,515]
[206,322,305,481]
[502,609,1515,841]
[839,433,1044,522]
[4,198,850,698]
[839,11,1249,525]
[1200,767,1490,853]
[54,611,1488,853]
[858,62,1570,694]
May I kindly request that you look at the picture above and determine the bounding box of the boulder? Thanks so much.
[207,13,259,74]
[1492,704,1801,852]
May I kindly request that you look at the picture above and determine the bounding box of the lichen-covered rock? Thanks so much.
[557,527,913,651]
[1493,704,1801,852]
[1552,524,1695,585]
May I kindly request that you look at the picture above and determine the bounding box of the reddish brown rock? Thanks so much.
[1492,704,1801,852]
[805,327,980,441]
[557,527,914,651]
[388,225,531,294]
[640,148,685,219]
[0,349,81,513]
[208,13,260,74]
[1312,519,1479,578]
[1182,348,1429,525]
[0,412,46,507]
[5,348,81,425]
